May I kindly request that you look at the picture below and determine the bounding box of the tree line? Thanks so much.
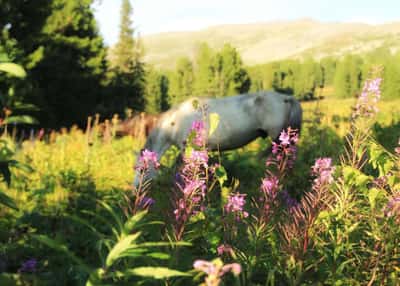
[1,0,399,128]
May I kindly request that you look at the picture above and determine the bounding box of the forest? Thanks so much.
[1,0,399,285]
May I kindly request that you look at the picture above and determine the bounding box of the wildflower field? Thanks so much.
[1,78,400,285]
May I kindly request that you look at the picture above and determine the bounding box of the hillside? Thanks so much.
[140,19,400,69]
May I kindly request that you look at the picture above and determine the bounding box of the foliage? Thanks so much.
[0,92,399,285]
[106,0,146,115]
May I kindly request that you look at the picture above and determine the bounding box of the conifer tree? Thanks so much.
[214,44,250,96]
[168,57,194,105]
[144,67,169,114]
[194,43,216,97]
[27,0,107,127]
[108,0,145,113]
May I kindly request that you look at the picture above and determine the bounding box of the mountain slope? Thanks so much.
[140,19,400,69]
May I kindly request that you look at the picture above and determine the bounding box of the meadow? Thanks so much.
[1,90,400,285]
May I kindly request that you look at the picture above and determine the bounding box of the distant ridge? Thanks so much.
[139,19,400,69]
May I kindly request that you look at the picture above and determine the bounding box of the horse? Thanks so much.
[133,91,302,186]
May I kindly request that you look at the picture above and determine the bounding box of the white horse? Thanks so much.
[133,91,302,186]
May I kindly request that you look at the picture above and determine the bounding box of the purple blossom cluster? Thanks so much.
[311,158,335,191]
[280,189,300,213]
[19,258,37,273]
[353,77,382,119]
[395,138,400,155]
[217,244,233,256]
[268,127,299,170]
[193,259,241,286]
[138,196,155,209]
[173,122,209,240]
[224,193,249,220]
[258,127,300,221]
[135,149,160,172]
[132,149,159,213]
[190,120,207,147]
[385,193,400,224]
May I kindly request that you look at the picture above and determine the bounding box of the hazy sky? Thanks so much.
[93,0,400,46]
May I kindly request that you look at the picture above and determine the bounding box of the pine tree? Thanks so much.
[194,43,216,97]
[108,0,145,113]
[111,0,136,72]
[168,57,194,106]
[26,0,107,127]
[334,56,351,98]
[382,52,400,99]
[320,57,337,87]
[214,44,250,96]
[144,67,169,114]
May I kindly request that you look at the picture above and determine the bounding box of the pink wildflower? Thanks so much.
[261,176,279,198]
[353,77,382,118]
[190,120,206,147]
[395,138,400,155]
[384,193,400,223]
[183,150,209,169]
[312,157,335,188]
[267,127,299,170]
[224,193,249,220]
[136,149,160,171]
[217,244,233,256]
[279,131,291,146]
[193,259,241,286]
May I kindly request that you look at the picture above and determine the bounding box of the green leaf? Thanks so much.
[4,115,38,125]
[98,201,124,237]
[105,232,141,267]
[123,210,147,235]
[122,267,190,279]
[139,241,191,248]
[215,165,228,188]
[0,63,26,78]
[189,211,206,223]
[0,190,18,210]
[145,252,170,260]
[368,188,382,210]
[0,162,11,186]
[209,113,220,136]
[13,102,40,111]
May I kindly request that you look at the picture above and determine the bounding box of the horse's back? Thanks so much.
[155,91,300,149]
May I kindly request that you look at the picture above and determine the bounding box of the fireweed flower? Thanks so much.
[173,120,209,241]
[267,127,299,170]
[190,120,207,147]
[395,138,400,155]
[259,127,299,221]
[353,77,382,119]
[384,193,400,223]
[224,193,249,220]
[193,259,241,286]
[280,189,299,213]
[132,149,160,214]
[183,150,209,170]
[311,157,335,188]
[19,258,37,273]
[135,149,160,172]
[261,176,279,199]
[138,196,155,209]
[217,244,233,256]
